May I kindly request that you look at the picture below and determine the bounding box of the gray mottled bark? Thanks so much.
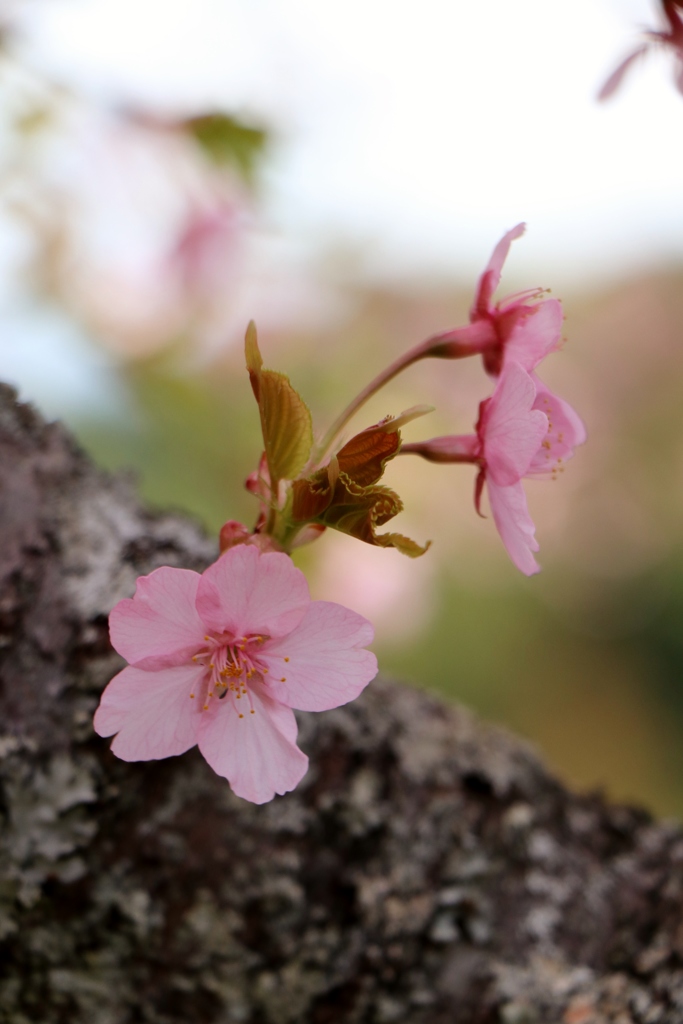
[1,382,683,1024]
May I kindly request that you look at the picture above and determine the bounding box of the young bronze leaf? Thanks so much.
[245,322,313,486]
[336,427,401,488]
[291,467,333,522]
[318,476,429,557]
[259,370,313,485]
[245,320,263,400]
[376,532,431,557]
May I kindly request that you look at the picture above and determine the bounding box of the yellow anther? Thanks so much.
[280,677,287,682]
[190,694,195,699]
[284,657,290,663]
[203,704,209,710]
[239,713,244,719]
[250,709,255,715]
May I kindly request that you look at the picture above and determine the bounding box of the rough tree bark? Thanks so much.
[1,383,683,1024]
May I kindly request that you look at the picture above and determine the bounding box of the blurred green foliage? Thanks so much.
[185,113,268,182]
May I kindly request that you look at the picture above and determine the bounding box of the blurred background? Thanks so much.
[2,0,683,815]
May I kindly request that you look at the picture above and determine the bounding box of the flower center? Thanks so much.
[190,632,270,717]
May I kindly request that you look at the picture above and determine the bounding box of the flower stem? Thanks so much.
[315,338,436,462]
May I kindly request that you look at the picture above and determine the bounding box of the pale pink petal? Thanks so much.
[261,601,377,712]
[472,223,526,317]
[264,694,299,745]
[528,377,587,475]
[196,545,309,640]
[598,44,650,101]
[94,663,203,760]
[502,298,563,373]
[109,567,206,670]
[197,680,308,804]
[482,362,548,486]
[486,479,541,576]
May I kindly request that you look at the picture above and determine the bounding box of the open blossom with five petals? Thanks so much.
[599,0,683,101]
[402,361,585,576]
[94,544,377,804]
[428,224,564,378]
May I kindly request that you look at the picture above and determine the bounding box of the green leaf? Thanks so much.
[245,323,313,488]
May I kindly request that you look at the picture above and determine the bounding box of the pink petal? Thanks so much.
[196,545,310,640]
[528,377,587,475]
[502,298,564,373]
[197,680,308,804]
[109,567,206,670]
[486,479,541,576]
[482,362,548,486]
[261,601,377,712]
[598,44,650,101]
[94,663,203,760]
[472,223,526,317]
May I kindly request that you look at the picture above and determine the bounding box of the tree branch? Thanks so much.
[0,383,682,1023]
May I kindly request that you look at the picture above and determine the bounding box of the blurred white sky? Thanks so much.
[18,0,683,289]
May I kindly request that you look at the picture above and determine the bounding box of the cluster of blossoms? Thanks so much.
[402,225,585,575]
[96,224,585,802]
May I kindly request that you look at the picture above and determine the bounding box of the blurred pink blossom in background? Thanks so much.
[599,0,683,100]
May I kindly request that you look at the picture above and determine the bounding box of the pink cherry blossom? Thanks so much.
[402,362,585,575]
[599,0,683,101]
[429,225,563,377]
[95,545,377,804]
